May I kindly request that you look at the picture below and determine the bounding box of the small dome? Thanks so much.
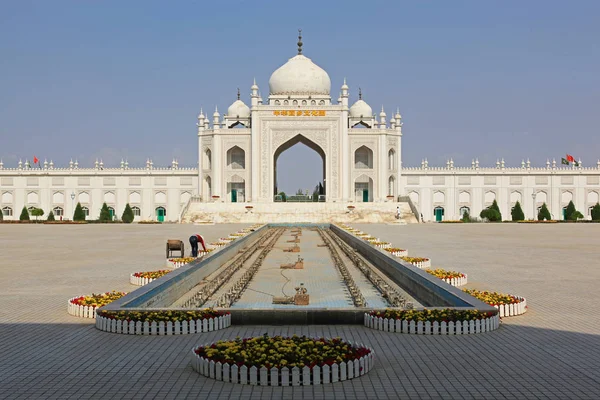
[227,99,250,119]
[349,99,372,119]
[269,55,331,96]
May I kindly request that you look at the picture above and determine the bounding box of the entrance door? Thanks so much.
[157,208,165,222]
[108,207,115,220]
[231,189,237,203]
[434,207,444,222]
[362,190,369,203]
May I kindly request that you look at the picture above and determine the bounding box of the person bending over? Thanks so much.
[189,234,207,257]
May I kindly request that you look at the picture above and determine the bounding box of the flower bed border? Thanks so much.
[441,274,467,287]
[364,312,499,334]
[95,313,231,335]
[385,249,408,257]
[400,258,431,269]
[129,273,171,286]
[492,296,527,317]
[67,296,100,319]
[190,342,374,385]
[166,251,212,269]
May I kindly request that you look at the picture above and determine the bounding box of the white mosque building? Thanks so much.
[1,33,599,223]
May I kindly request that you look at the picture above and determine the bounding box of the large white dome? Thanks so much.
[268,55,331,96]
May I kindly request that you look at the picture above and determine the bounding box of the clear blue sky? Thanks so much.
[1,1,599,194]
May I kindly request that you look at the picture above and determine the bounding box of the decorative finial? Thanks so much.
[237,88,240,100]
[297,29,303,55]
[358,87,362,100]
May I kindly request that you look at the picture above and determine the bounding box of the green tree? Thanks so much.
[73,202,86,221]
[99,202,112,222]
[122,203,134,223]
[591,203,600,221]
[511,201,525,221]
[19,206,30,221]
[31,207,44,222]
[0,208,3,221]
[47,210,55,221]
[277,192,287,202]
[570,210,584,221]
[564,200,576,221]
[537,203,552,221]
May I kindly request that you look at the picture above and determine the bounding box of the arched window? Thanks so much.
[227,146,245,169]
[459,206,470,217]
[2,206,12,217]
[131,206,141,216]
[81,206,89,217]
[53,206,64,217]
[354,146,373,169]
[388,149,395,170]
[388,176,395,197]
[204,149,212,170]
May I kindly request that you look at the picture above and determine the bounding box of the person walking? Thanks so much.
[189,234,207,257]
[396,206,401,219]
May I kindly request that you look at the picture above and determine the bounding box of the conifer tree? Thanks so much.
[537,203,552,221]
[19,206,30,221]
[565,200,577,221]
[490,199,502,221]
[99,202,111,222]
[47,210,55,221]
[73,202,86,221]
[122,203,134,223]
[511,201,525,221]
[592,203,600,221]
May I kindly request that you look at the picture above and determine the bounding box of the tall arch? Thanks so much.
[204,149,212,170]
[388,175,396,197]
[226,146,245,169]
[354,146,373,169]
[388,149,396,170]
[273,134,326,198]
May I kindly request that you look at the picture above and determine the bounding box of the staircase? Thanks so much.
[181,201,418,224]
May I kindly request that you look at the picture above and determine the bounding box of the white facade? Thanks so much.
[1,34,600,222]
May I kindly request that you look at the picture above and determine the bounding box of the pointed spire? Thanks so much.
[341,77,348,90]
[297,29,303,55]
[237,88,240,100]
[358,87,362,100]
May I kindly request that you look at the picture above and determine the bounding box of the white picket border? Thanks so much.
[129,274,157,286]
[166,251,213,269]
[191,343,374,385]
[67,297,101,319]
[385,249,408,257]
[492,297,527,317]
[95,313,231,335]
[438,274,468,287]
[401,258,431,269]
[364,313,500,334]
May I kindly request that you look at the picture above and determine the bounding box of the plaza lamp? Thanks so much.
[71,192,75,220]
[531,192,536,220]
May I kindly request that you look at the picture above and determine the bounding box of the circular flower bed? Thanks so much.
[95,309,231,335]
[365,309,499,335]
[166,257,196,269]
[463,289,527,317]
[426,269,468,287]
[399,256,431,269]
[130,270,172,286]
[68,291,127,319]
[191,334,374,385]
[383,247,408,257]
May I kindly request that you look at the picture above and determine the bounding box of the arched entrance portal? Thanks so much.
[273,135,325,202]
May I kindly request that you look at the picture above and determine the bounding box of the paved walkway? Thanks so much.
[1,223,600,399]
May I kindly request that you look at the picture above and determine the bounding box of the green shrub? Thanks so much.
[19,206,30,221]
[47,211,55,221]
[511,201,525,221]
[461,210,471,222]
[480,207,501,222]
[99,202,112,222]
[537,203,552,221]
[31,208,44,221]
[122,203,134,223]
[592,203,600,221]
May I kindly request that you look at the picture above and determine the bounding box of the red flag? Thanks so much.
[33,156,39,164]
[566,154,575,162]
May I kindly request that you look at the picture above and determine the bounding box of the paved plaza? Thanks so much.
[1,223,600,399]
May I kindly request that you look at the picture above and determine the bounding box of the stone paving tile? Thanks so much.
[1,224,600,399]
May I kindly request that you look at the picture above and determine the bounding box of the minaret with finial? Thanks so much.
[297,29,303,55]
[237,87,240,101]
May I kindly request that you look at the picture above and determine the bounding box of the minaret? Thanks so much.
[379,106,386,128]
[251,78,259,107]
[297,29,303,55]
[212,106,220,128]
[341,78,349,107]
